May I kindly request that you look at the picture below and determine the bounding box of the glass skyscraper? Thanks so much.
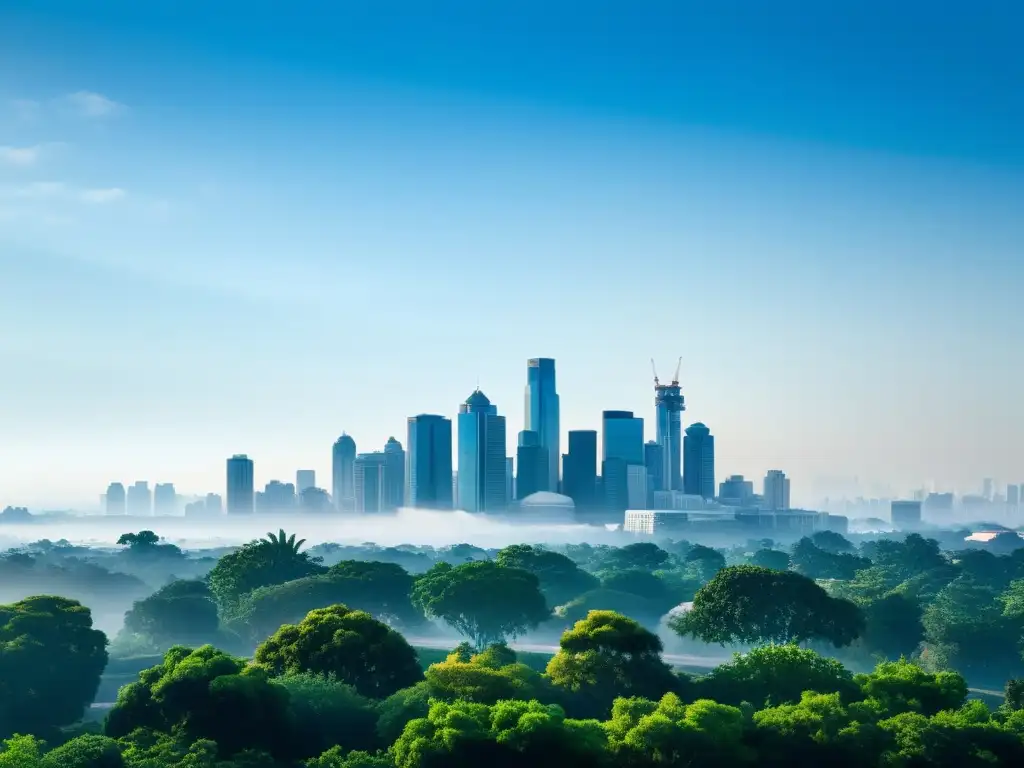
[655,380,685,491]
[406,414,453,509]
[682,422,715,499]
[515,429,548,500]
[457,389,507,513]
[383,437,406,512]
[563,429,598,509]
[602,410,644,466]
[332,434,357,512]
[524,358,559,492]
[226,454,254,514]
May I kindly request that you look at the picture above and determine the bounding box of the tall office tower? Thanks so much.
[452,472,459,508]
[299,487,332,510]
[563,430,598,509]
[643,441,664,498]
[763,469,791,511]
[602,458,629,515]
[264,480,297,511]
[353,453,386,513]
[983,478,994,500]
[627,464,648,510]
[891,500,923,530]
[924,492,954,523]
[126,481,152,516]
[602,410,644,465]
[383,437,406,512]
[153,483,178,515]
[653,359,685,491]
[524,358,560,491]
[516,430,549,500]
[296,470,316,494]
[332,434,357,511]
[406,414,454,509]
[457,389,507,513]
[506,457,515,504]
[105,482,126,515]
[226,454,255,514]
[205,493,223,514]
[682,422,715,499]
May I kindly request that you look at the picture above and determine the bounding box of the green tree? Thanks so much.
[684,545,727,581]
[121,580,220,649]
[598,570,680,615]
[546,610,681,717]
[790,538,869,580]
[0,735,44,768]
[495,545,599,607]
[117,530,160,549]
[41,735,124,768]
[750,549,791,571]
[860,593,925,659]
[672,565,864,647]
[411,561,549,647]
[276,672,380,758]
[0,596,108,740]
[207,532,327,610]
[600,542,669,571]
[254,604,422,698]
[696,645,859,708]
[555,588,673,628]
[811,531,854,554]
[424,643,550,705]
[855,658,967,718]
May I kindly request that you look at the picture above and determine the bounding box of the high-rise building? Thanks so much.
[105,482,126,515]
[516,430,549,500]
[153,483,177,515]
[299,486,332,511]
[1008,484,1020,507]
[602,410,644,466]
[683,422,715,499]
[457,389,507,513]
[383,437,406,512]
[627,464,648,510]
[653,361,685,491]
[126,481,152,516]
[296,470,316,494]
[332,434,357,512]
[506,457,515,504]
[205,493,223,514]
[643,441,664,498]
[763,470,791,511]
[924,492,954,523]
[406,414,454,509]
[258,480,296,512]
[891,500,923,530]
[353,453,386,513]
[719,475,754,506]
[563,430,598,510]
[983,478,994,500]
[602,458,629,515]
[226,454,255,514]
[524,358,560,491]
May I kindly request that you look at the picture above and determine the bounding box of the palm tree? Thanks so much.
[259,529,307,558]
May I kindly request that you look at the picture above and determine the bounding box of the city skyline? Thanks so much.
[1,3,1021,507]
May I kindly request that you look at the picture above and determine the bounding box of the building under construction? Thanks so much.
[652,358,685,492]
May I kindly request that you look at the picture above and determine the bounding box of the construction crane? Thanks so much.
[650,358,660,387]
[672,356,682,386]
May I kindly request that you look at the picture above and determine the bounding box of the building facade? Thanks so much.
[332,434,357,512]
[126,481,152,516]
[515,430,549,500]
[406,414,454,509]
[457,389,507,513]
[719,474,754,506]
[654,379,684,491]
[763,469,791,511]
[562,430,598,510]
[153,483,177,515]
[383,437,406,512]
[226,454,255,514]
[296,470,316,494]
[891,500,923,530]
[627,464,648,510]
[524,358,560,491]
[602,410,644,466]
[353,452,386,513]
[105,482,126,515]
[683,422,715,499]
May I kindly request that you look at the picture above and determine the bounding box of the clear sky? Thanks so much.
[0,1,1021,509]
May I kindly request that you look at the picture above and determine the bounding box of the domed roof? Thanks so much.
[384,436,403,451]
[335,433,355,446]
[519,491,575,508]
[464,389,491,407]
[686,422,710,434]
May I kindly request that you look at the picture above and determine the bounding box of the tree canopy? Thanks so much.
[207,531,327,610]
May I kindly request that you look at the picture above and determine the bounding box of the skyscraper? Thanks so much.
[332,434,357,512]
[258,480,295,511]
[524,358,560,491]
[383,437,406,512]
[296,469,316,494]
[457,389,507,513]
[653,362,685,491]
[154,483,178,515]
[406,414,454,509]
[126,481,152,516]
[563,430,598,510]
[516,430,549,500]
[763,470,791,511]
[602,410,644,465]
[602,457,629,515]
[105,482,126,515]
[353,453,386,513]
[643,441,664,500]
[1008,484,1020,507]
[683,422,715,499]
[226,454,255,514]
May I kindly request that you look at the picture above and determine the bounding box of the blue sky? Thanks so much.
[0,1,1021,508]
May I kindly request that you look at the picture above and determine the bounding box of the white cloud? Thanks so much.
[62,91,125,118]
[9,181,67,199]
[80,187,126,204]
[0,146,41,166]
[9,99,41,121]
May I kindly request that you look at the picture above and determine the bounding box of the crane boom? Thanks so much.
[650,358,660,386]
[672,356,682,385]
